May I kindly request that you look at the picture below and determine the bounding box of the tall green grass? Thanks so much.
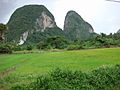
[11,64,120,90]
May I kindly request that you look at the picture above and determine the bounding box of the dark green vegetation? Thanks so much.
[5,5,93,44]
[64,11,94,41]
[1,31,120,53]
[80,32,120,49]
[0,23,7,41]
[36,36,68,50]
[5,5,65,44]
[0,43,12,54]
[27,27,65,44]
[11,64,120,90]
[0,48,120,89]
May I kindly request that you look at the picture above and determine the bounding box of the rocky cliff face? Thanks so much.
[19,31,29,45]
[6,5,64,44]
[35,11,56,32]
[64,11,94,41]
[0,31,4,41]
[117,29,120,33]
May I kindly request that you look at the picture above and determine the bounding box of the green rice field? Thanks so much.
[0,48,120,75]
[0,48,120,89]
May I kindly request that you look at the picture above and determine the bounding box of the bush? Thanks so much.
[13,46,23,51]
[11,64,120,90]
[46,36,68,49]
[89,65,120,89]
[26,45,33,51]
[67,44,84,50]
[0,43,12,54]
[36,41,50,50]
[36,36,69,50]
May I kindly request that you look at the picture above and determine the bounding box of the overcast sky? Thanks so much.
[0,0,120,34]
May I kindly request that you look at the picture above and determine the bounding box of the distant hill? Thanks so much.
[64,11,94,41]
[6,5,65,44]
[6,5,95,44]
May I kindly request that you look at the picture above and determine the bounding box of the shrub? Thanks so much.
[26,45,33,51]
[13,46,23,51]
[46,36,68,49]
[0,43,12,54]
[67,44,84,50]
[89,65,120,89]
[36,41,49,50]
[11,64,120,90]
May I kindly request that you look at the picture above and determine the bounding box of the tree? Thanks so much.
[26,44,33,50]
[36,41,48,50]
[100,33,106,38]
[0,43,12,54]
[0,23,7,41]
[46,36,68,49]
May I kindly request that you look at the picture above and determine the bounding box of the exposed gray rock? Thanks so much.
[35,12,56,32]
[19,31,29,45]
[117,29,120,33]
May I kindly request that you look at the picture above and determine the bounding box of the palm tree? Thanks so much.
[0,23,7,41]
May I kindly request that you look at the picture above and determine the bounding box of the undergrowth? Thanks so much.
[11,64,120,90]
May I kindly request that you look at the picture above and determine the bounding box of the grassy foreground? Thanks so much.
[11,65,120,90]
[0,48,120,89]
[0,48,120,75]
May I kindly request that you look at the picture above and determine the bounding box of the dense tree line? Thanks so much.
[0,23,120,54]
[0,32,120,54]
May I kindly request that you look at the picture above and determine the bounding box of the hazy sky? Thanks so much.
[0,0,120,34]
